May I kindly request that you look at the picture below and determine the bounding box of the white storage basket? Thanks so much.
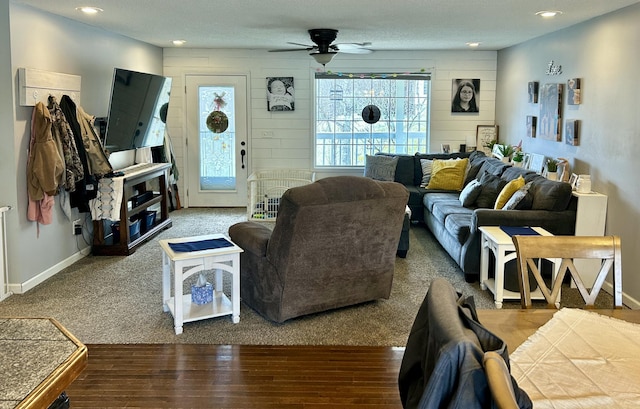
[247,169,316,221]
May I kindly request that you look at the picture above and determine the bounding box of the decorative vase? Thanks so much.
[501,156,511,163]
[576,175,592,193]
[512,161,523,168]
[547,171,557,181]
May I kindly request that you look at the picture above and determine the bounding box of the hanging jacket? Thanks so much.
[27,102,64,201]
[48,96,84,191]
[77,105,113,177]
[60,95,97,212]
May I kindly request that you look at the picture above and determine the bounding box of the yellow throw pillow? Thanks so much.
[494,176,525,209]
[426,158,469,191]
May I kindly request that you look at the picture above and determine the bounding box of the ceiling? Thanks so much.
[13,0,640,51]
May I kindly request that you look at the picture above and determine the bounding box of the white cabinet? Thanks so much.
[572,191,608,287]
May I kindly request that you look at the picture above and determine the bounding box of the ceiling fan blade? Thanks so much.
[268,47,313,52]
[287,41,314,48]
[335,43,374,54]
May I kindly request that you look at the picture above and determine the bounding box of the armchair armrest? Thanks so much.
[228,221,272,257]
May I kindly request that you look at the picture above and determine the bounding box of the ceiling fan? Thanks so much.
[269,29,373,65]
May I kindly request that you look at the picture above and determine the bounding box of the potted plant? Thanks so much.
[512,150,524,167]
[497,144,514,163]
[546,158,559,180]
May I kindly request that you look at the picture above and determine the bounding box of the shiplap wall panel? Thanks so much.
[163,48,497,193]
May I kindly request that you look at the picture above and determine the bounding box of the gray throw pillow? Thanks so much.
[364,155,398,181]
[475,171,508,208]
[420,159,433,187]
[503,181,534,210]
[459,179,482,207]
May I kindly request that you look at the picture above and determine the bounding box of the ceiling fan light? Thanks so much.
[310,52,337,66]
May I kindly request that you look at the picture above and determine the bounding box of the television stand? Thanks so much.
[92,163,172,256]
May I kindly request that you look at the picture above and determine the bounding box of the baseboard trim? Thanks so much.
[602,281,640,309]
[8,248,91,295]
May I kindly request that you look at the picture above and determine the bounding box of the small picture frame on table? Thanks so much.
[569,173,579,190]
[441,144,450,154]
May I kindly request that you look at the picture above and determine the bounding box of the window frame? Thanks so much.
[313,72,431,169]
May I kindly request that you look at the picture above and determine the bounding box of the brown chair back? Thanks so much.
[511,235,622,309]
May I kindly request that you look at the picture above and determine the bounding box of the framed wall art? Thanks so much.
[476,125,499,155]
[565,119,580,146]
[538,83,563,141]
[526,116,537,138]
[567,78,581,105]
[451,79,480,113]
[528,81,539,103]
[266,77,294,111]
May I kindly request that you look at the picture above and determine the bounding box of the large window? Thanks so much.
[315,73,431,168]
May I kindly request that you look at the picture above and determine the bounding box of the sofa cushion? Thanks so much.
[503,181,534,210]
[426,158,469,191]
[419,159,433,187]
[475,171,508,208]
[476,157,510,179]
[501,166,535,182]
[444,213,474,245]
[494,176,525,209]
[431,200,473,225]
[364,155,398,181]
[459,179,482,207]
[423,192,459,212]
[529,179,573,211]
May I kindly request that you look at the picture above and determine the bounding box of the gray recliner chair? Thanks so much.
[228,175,409,323]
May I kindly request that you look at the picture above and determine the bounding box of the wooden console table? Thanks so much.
[0,318,87,408]
[92,163,172,256]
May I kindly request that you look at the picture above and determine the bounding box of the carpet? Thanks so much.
[0,208,613,346]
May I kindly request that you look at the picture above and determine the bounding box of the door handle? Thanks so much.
[240,149,246,169]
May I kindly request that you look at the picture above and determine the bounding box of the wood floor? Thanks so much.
[65,344,406,408]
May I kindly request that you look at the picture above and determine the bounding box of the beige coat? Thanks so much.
[27,102,64,201]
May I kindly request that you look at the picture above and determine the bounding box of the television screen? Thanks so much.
[104,68,172,153]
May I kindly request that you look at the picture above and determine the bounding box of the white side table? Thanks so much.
[159,234,243,335]
[572,191,608,288]
[479,226,560,308]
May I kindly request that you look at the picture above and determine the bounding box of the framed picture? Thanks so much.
[476,125,499,155]
[266,77,294,111]
[567,78,581,105]
[526,116,537,138]
[528,81,539,103]
[527,153,546,174]
[522,153,532,170]
[565,119,580,146]
[451,79,480,113]
[569,173,579,189]
[539,83,563,141]
[441,144,450,154]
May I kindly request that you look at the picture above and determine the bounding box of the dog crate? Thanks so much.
[248,169,316,221]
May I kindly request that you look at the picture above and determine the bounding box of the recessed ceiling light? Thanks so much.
[75,6,103,14]
[172,40,186,46]
[536,10,563,18]
[466,42,481,48]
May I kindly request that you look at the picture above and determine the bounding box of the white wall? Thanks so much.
[163,48,497,189]
[4,4,164,291]
[496,3,640,306]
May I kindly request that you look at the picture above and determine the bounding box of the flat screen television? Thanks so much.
[104,68,172,153]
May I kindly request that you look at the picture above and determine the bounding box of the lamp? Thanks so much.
[310,51,337,66]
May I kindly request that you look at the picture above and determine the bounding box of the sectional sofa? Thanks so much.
[374,151,577,282]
